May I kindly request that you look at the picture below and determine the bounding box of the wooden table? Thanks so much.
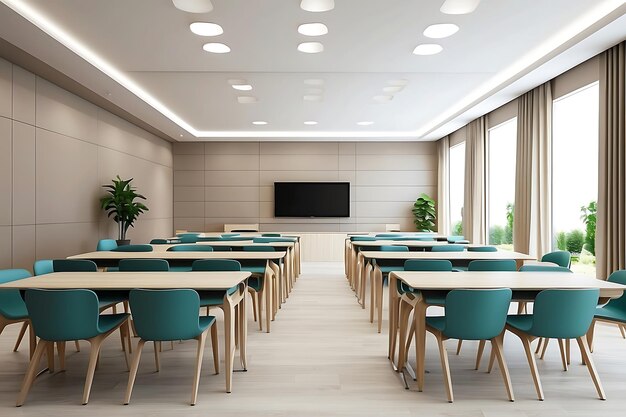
[0,271,251,393]
[388,271,626,391]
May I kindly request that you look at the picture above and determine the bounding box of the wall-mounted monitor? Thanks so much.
[274,182,350,218]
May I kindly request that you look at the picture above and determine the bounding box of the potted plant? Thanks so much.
[100,176,149,246]
[412,193,437,232]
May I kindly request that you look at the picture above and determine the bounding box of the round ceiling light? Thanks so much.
[423,23,459,39]
[304,121,318,125]
[252,121,268,125]
[203,43,230,53]
[190,22,223,36]
[298,23,329,36]
[300,0,335,12]
[172,0,213,13]
[232,84,252,91]
[412,44,443,55]
[383,86,404,93]
[357,121,374,126]
[298,42,324,53]
[440,0,480,15]
[237,96,258,104]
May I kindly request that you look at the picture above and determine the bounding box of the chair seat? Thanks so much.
[423,291,447,305]
[97,313,130,335]
[595,306,626,324]
[1,302,28,320]
[169,266,193,272]
[199,286,238,306]
[241,266,266,274]
[506,314,534,333]
[426,316,446,332]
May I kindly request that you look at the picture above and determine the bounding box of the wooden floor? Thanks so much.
[1,262,626,416]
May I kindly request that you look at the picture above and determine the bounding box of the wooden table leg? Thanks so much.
[223,298,235,393]
[415,300,427,392]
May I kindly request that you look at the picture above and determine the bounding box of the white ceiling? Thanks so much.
[0,0,625,141]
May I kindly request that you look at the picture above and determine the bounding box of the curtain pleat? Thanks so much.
[463,117,487,244]
[437,136,450,234]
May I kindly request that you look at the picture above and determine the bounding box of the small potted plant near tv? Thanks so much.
[100,176,149,246]
[412,193,437,232]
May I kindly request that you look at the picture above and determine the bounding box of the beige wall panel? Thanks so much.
[260,223,340,232]
[173,142,204,155]
[356,170,436,186]
[205,202,259,218]
[205,186,260,202]
[553,56,600,100]
[0,58,11,118]
[355,186,436,202]
[12,121,35,225]
[488,99,518,129]
[204,170,259,186]
[356,154,436,171]
[261,142,338,155]
[449,127,466,146]
[299,233,347,262]
[174,154,204,170]
[204,223,225,232]
[356,142,436,155]
[0,226,10,269]
[205,142,259,155]
[260,154,338,171]
[174,202,205,218]
[356,201,414,218]
[0,118,11,226]
[205,154,259,170]
[259,186,273,202]
[36,78,98,143]
[205,218,260,228]
[259,170,338,186]
[337,171,356,183]
[12,66,35,125]
[339,154,356,170]
[174,217,205,232]
[338,142,356,155]
[36,129,99,224]
[36,222,100,259]
[353,219,415,232]
[12,225,35,271]
[174,170,204,186]
[174,186,205,202]
[121,218,172,244]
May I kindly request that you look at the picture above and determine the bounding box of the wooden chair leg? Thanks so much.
[535,337,543,354]
[124,339,146,405]
[520,335,544,400]
[576,336,606,400]
[46,341,55,373]
[28,322,36,358]
[369,268,376,323]
[211,322,219,374]
[75,340,81,352]
[191,331,207,406]
[620,324,626,339]
[566,338,571,365]
[82,336,106,405]
[16,339,48,407]
[436,335,454,403]
[154,341,161,372]
[250,290,258,322]
[121,321,131,370]
[475,340,486,370]
[57,341,66,372]
[517,301,527,315]
[13,322,29,352]
[587,320,596,353]
[557,339,568,371]
[376,271,383,333]
[487,348,496,373]
[456,339,463,355]
[491,337,514,402]
[540,338,550,359]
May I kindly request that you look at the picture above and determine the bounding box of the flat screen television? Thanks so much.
[274,182,350,218]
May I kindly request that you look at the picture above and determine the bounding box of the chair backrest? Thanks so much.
[198,237,223,242]
[431,245,465,252]
[375,233,405,238]
[221,233,240,238]
[529,289,599,338]
[191,259,241,271]
[603,270,626,312]
[211,246,232,251]
[150,239,168,244]
[244,245,275,252]
[112,244,153,252]
[518,265,572,273]
[396,237,434,241]
[179,235,199,243]
[0,269,31,318]
[404,259,453,271]
[53,259,98,272]
[167,245,214,252]
[541,250,571,268]
[262,233,281,237]
[97,239,118,251]
[468,260,517,271]
[129,289,204,341]
[443,289,513,340]
[468,246,497,252]
[118,259,170,272]
[447,235,465,243]
[33,260,54,276]
[25,289,102,341]
[350,236,377,242]
[252,237,295,243]
[380,245,409,252]
[177,232,201,237]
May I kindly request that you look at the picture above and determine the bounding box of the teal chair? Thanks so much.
[541,250,571,268]
[375,233,405,238]
[180,235,199,243]
[432,245,465,252]
[124,289,218,405]
[426,289,514,402]
[370,246,409,333]
[211,246,232,251]
[262,233,281,237]
[149,239,169,244]
[243,246,276,332]
[167,245,214,252]
[252,237,296,243]
[505,289,604,400]
[33,259,53,276]
[177,232,201,238]
[447,235,465,243]
[589,270,626,351]
[0,269,34,356]
[350,236,377,242]
[97,239,118,251]
[17,289,130,406]
[518,265,572,273]
[112,245,153,252]
[221,233,240,238]
[468,246,498,252]
[118,259,169,272]
[197,237,223,242]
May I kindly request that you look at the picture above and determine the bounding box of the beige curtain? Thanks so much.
[437,136,450,234]
[597,42,626,279]
[513,82,552,258]
[463,117,487,244]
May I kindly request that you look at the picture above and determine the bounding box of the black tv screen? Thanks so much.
[274,182,350,217]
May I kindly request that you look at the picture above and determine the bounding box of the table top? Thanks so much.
[360,250,535,261]
[69,251,287,261]
[153,241,294,252]
[351,240,461,248]
[0,271,252,290]
[391,271,626,298]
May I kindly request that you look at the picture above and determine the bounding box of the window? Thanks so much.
[449,143,465,235]
[487,118,517,249]
[552,82,599,276]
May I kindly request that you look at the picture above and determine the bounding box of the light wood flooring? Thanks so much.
[1,262,625,416]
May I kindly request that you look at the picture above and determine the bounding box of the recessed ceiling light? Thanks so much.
[423,23,459,39]
[252,121,268,125]
[237,96,258,104]
[304,121,318,125]
[413,44,443,55]
[179,134,184,137]
[189,22,223,36]
[440,0,480,15]
[227,79,247,85]
[357,121,374,126]
[387,79,410,86]
[232,84,252,91]
[300,0,335,12]
[203,43,230,53]
[303,95,323,102]
[298,23,329,36]
[304,78,325,86]
[298,42,324,53]
[172,0,213,13]
[305,87,324,95]
[373,95,393,103]
[383,86,404,93]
